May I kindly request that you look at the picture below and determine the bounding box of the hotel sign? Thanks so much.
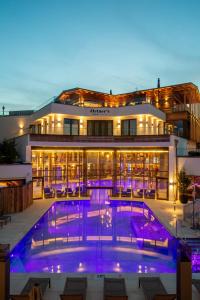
[90,109,110,115]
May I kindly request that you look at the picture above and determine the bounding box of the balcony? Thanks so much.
[29,133,171,143]
[177,148,200,157]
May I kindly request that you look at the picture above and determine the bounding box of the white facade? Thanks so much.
[0,164,32,183]
[0,115,31,142]
[0,100,195,202]
[178,157,200,176]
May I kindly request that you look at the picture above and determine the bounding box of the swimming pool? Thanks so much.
[10,193,177,273]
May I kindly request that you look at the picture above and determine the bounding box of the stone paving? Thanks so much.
[1,196,200,299]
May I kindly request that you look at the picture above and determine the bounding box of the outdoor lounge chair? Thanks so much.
[192,279,200,294]
[104,278,128,300]
[60,277,87,300]
[0,209,11,224]
[139,277,176,300]
[10,277,51,300]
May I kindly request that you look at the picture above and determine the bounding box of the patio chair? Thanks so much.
[146,189,156,199]
[44,187,54,198]
[121,190,128,197]
[104,278,128,300]
[74,186,87,197]
[60,277,87,300]
[139,277,176,300]
[137,189,146,198]
[56,189,64,197]
[113,189,120,197]
[126,188,132,197]
[65,187,74,197]
[0,209,11,224]
[0,219,5,228]
[192,279,200,294]
[10,277,51,300]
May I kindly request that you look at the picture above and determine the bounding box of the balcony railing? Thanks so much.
[172,104,191,113]
[177,148,200,157]
[29,133,171,143]
[29,125,173,136]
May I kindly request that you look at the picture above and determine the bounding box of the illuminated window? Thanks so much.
[64,119,79,135]
[121,119,137,136]
[87,120,113,136]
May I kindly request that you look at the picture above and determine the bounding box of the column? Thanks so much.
[112,150,117,196]
[168,143,177,202]
[0,244,10,300]
[176,241,192,300]
[148,116,152,135]
[25,145,32,163]
[82,150,87,196]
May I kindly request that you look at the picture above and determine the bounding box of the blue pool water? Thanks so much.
[10,191,177,273]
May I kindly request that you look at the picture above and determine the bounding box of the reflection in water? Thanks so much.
[10,191,177,273]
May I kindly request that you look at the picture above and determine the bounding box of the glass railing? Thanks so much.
[29,126,173,136]
[177,148,200,157]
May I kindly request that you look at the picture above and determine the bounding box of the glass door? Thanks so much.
[156,178,168,200]
[86,151,113,188]
[33,177,44,199]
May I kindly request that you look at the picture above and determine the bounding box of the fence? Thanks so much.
[0,182,33,214]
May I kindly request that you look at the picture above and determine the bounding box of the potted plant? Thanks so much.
[177,168,191,204]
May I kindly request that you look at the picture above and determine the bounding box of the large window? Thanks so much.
[121,119,136,136]
[87,120,113,136]
[64,119,79,135]
[173,120,190,139]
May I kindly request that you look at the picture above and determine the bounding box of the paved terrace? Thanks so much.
[0,197,200,299]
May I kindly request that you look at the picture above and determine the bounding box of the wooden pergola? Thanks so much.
[55,83,200,108]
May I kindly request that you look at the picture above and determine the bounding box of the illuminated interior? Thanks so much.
[32,149,169,200]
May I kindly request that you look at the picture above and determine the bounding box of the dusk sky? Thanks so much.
[1,0,200,111]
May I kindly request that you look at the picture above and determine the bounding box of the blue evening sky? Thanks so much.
[0,0,200,111]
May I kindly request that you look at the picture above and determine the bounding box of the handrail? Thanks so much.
[29,133,171,143]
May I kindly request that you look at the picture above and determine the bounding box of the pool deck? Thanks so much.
[1,196,200,299]
[9,273,200,300]
[1,196,200,251]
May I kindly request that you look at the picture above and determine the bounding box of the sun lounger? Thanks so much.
[10,277,51,300]
[192,279,200,294]
[60,277,87,300]
[139,277,176,300]
[104,278,128,300]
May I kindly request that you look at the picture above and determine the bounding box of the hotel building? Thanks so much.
[0,82,200,202]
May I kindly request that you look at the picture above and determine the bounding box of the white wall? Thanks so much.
[32,102,166,120]
[0,115,31,141]
[178,157,200,176]
[0,164,32,182]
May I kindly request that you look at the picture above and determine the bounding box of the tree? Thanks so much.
[0,140,19,163]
